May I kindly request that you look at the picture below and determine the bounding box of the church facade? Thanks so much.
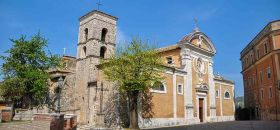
[49,10,235,128]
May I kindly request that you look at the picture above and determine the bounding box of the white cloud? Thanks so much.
[116,27,130,44]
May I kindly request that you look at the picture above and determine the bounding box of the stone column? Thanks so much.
[208,61,216,121]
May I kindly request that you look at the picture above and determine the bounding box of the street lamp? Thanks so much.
[57,76,63,113]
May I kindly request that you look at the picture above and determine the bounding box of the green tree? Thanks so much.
[0,33,60,110]
[102,39,163,129]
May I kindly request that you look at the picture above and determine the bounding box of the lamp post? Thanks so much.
[57,76,63,113]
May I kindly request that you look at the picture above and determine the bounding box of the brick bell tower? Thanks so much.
[75,10,117,125]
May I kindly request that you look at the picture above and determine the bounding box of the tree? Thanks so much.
[0,33,60,110]
[102,39,163,129]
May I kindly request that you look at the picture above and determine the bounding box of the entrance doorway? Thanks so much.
[199,98,204,122]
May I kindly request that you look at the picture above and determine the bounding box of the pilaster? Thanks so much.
[208,60,216,121]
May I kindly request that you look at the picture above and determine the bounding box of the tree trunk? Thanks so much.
[128,90,140,129]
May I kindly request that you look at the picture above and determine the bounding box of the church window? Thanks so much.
[177,84,183,94]
[100,46,106,59]
[267,67,271,79]
[166,57,173,64]
[151,81,166,93]
[215,90,219,98]
[101,28,108,42]
[224,91,230,99]
[84,28,88,41]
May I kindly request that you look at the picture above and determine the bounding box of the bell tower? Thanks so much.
[75,10,117,125]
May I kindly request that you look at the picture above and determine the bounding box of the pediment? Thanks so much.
[179,31,216,54]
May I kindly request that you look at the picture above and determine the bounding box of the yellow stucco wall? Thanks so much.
[215,83,221,116]
[214,82,234,116]
[151,73,174,118]
[176,75,185,118]
[221,84,234,116]
[160,48,182,68]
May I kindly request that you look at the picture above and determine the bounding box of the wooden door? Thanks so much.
[199,98,204,122]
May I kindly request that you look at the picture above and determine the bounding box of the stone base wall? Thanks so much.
[216,116,235,122]
[32,113,64,130]
[139,118,186,128]
[139,116,235,128]
[1,109,12,122]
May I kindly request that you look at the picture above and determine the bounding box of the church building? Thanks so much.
[49,10,235,128]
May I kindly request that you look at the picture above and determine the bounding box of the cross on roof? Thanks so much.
[193,18,200,32]
[194,18,198,28]
[96,0,102,10]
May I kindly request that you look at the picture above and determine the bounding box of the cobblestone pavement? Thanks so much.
[0,121,49,130]
[149,121,280,130]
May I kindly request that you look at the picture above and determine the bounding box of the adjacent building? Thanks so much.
[240,20,280,120]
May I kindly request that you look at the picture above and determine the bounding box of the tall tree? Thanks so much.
[0,33,60,109]
[102,39,163,129]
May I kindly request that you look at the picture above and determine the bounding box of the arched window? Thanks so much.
[84,28,88,41]
[100,46,106,59]
[224,91,230,99]
[151,81,166,93]
[101,28,108,42]
[82,46,86,58]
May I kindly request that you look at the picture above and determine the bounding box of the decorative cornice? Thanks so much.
[79,10,118,21]
[240,20,280,57]
[78,38,115,46]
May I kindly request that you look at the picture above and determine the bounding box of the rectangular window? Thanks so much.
[257,49,260,59]
[215,90,219,98]
[269,87,272,99]
[259,71,263,83]
[177,84,183,94]
[267,67,271,79]
[260,89,264,100]
[264,43,268,54]
[166,57,173,64]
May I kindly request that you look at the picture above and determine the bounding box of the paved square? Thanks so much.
[148,121,280,130]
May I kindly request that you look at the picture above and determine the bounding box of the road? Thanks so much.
[148,121,280,130]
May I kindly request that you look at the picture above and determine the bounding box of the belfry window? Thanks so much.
[100,46,106,59]
[101,28,108,42]
[83,46,86,58]
[84,28,88,41]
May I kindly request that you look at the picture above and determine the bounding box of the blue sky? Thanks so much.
[0,0,279,97]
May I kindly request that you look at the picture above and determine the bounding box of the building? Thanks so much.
[240,20,280,120]
[49,10,235,128]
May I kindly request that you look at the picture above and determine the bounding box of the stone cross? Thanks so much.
[96,0,102,10]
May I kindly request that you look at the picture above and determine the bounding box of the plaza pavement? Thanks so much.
[148,121,280,130]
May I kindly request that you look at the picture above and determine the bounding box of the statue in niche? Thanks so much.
[193,57,206,81]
